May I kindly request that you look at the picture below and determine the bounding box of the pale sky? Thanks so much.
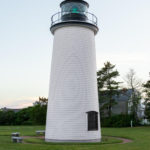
[0,0,150,108]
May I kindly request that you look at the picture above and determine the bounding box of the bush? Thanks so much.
[0,110,16,125]
[101,114,140,127]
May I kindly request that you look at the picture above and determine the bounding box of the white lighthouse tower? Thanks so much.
[45,0,101,143]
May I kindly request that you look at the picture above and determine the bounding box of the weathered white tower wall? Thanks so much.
[45,25,101,142]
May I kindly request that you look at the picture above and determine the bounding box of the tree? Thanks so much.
[15,107,33,125]
[31,97,48,125]
[0,110,16,125]
[125,69,142,90]
[124,69,142,121]
[97,62,120,117]
[143,80,150,121]
[33,97,48,106]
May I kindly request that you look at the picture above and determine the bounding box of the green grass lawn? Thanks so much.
[0,126,150,150]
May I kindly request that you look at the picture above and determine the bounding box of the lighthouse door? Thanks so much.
[87,111,98,131]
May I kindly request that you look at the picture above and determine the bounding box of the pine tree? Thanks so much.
[97,62,120,118]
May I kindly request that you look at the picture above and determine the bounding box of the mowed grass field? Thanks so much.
[0,126,150,150]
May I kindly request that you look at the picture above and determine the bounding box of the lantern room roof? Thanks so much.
[60,0,89,8]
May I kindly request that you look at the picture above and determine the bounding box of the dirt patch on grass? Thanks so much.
[106,136,133,144]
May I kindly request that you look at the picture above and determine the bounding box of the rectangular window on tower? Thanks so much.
[87,111,98,131]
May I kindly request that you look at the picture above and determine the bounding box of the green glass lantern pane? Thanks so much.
[72,7,79,13]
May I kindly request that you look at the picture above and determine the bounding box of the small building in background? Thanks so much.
[0,107,21,113]
[100,89,145,120]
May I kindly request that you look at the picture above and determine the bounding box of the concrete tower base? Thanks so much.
[45,139,101,143]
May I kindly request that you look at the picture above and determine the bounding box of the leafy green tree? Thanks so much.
[97,62,120,118]
[15,107,33,125]
[0,110,16,125]
[143,80,150,121]
[31,97,48,125]
[33,97,48,106]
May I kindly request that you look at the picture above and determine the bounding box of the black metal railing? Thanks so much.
[51,11,98,26]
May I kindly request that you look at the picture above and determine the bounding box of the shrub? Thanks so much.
[101,114,140,127]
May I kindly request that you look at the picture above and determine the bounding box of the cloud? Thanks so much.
[1,97,38,109]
